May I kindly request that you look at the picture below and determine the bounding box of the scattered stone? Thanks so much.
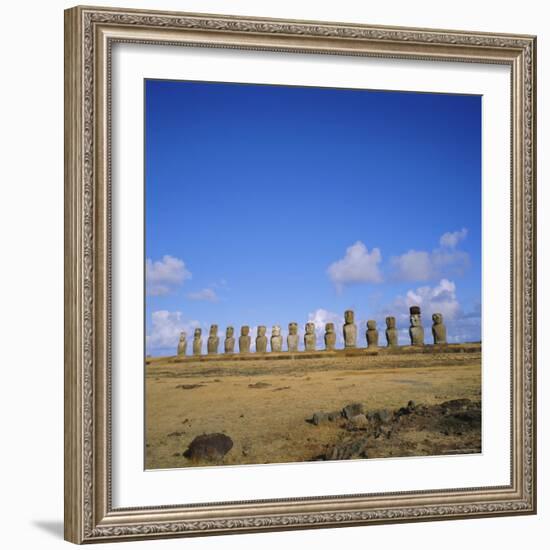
[248,382,272,389]
[184,433,234,461]
[343,403,365,419]
[346,413,368,430]
[176,384,204,390]
[327,410,342,422]
[326,436,369,460]
[312,412,328,425]
[167,431,186,437]
[273,386,291,391]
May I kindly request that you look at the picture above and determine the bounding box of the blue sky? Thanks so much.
[145,79,481,356]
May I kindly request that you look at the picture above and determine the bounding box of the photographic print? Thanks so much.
[145,80,482,469]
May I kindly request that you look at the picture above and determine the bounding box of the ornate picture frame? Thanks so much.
[64,5,536,543]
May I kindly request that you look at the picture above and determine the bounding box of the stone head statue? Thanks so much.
[409,306,422,327]
[386,316,396,329]
[409,306,424,346]
[257,325,266,337]
[431,313,447,344]
[287,322,299,351]
[241,325,250,337]
[367,320,377,330]
[209,324,218,337]
[344,310,355,324]
[324,322,336,350]
[194,328,201,338]
[179,331,187,342]
[432,313,443,324]
[226,326,234,338]
[177,331,187,356]
[272,325,281,337]
[304,322,316,351]
[239,325,251,353]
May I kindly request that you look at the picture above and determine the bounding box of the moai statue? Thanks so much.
[239,326,251,353]
[176,331,187,356]
[256,326,268,353]
[385,316,399,347]
[271,325,283,352]
[304,322,316,351]
[409,306,425,346]
[192,328,202,356]
[432,313,448,344]
[287,322,299,352]
[366,320,379,348]
[207,324,219,354]
[324,322,336,350]
[343,310,357,348]
[224,326,235,353]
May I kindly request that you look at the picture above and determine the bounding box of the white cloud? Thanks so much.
[146,310,200,355]
[186,288,219,302]
[440,228,468,249]
[403,278,461,321]
[382,279,481,344]
[391,229,470,282]
[146,255,191,296]
[327,241,383,291]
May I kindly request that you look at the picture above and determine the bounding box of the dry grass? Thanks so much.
[145,349,481,469]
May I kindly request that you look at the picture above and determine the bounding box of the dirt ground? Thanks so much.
[145,348,481,469]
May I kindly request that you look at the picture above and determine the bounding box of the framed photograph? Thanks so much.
[64,5,537,543]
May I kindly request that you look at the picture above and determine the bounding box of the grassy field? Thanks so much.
[145,347,481,469]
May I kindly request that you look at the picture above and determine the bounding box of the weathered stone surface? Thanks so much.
[324,322,336,350]
[343,402,365,419]
[304,322,316,351]
[432,313,448,344]
[326,436,369,460]
[192,328,202,356]
[311,410,343,425]
[385,316,399,347]
[256,326,268,353]
[409,306,425,346]
[207,324,219,354]
[177,331,187,356]
[184,433,233,461]
[368,409,392,424]
[287,322,299,352]
[271,325,283,352]
[366,320,379,348]
[239,326,251,353]
[343,310,357,348]
[347,413,369,430]
[224,326,235,354]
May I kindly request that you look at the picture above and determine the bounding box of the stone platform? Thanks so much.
[147,342,481,365]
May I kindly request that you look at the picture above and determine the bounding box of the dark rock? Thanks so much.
[407,400,416,411]
[346,414,368,431]
[175,384,204,390]
[184,433,233,461]
[343,403,365,419]
[441,398,471,411]
[248,382,272,389]
[312,412,329,425]
[326,436,369,460]
[327,410,343,422]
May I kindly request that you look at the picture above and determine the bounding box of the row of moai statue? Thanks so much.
[176,307,447,356]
